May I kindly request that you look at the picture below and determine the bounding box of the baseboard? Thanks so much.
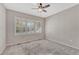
[0,46,6,55]
[46,39,79,50]
[6,39,43,47]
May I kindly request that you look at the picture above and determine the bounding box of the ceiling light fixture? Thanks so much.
[32,3,50,13]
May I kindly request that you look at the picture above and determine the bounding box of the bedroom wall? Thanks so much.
[46,5,79,49]
[0,4,6,54]
[6,9,45,46]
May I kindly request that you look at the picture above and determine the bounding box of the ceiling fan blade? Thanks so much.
[37,3,41,6]
[43,4,50,8]
[32,8,39,9]
[43,10,47,12]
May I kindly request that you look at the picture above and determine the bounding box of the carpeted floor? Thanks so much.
[2,40,79,55]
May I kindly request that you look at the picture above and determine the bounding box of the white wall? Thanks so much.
[46,5,79,49]
[0,4,6,54]
[6,9,45,46]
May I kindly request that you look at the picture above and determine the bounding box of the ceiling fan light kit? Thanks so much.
[38,8,42,12]
[32,3,50,13]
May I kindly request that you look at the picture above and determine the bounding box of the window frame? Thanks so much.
[14,16,42,35]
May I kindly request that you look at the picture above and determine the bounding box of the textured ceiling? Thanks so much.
[4,3,78,18]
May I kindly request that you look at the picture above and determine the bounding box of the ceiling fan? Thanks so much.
[32,3,50,13]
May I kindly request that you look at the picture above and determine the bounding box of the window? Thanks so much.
[15,17,42,35]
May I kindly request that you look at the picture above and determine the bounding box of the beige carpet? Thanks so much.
[2,40,79,55]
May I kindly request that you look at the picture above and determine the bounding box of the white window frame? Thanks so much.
[14,16,42,35]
